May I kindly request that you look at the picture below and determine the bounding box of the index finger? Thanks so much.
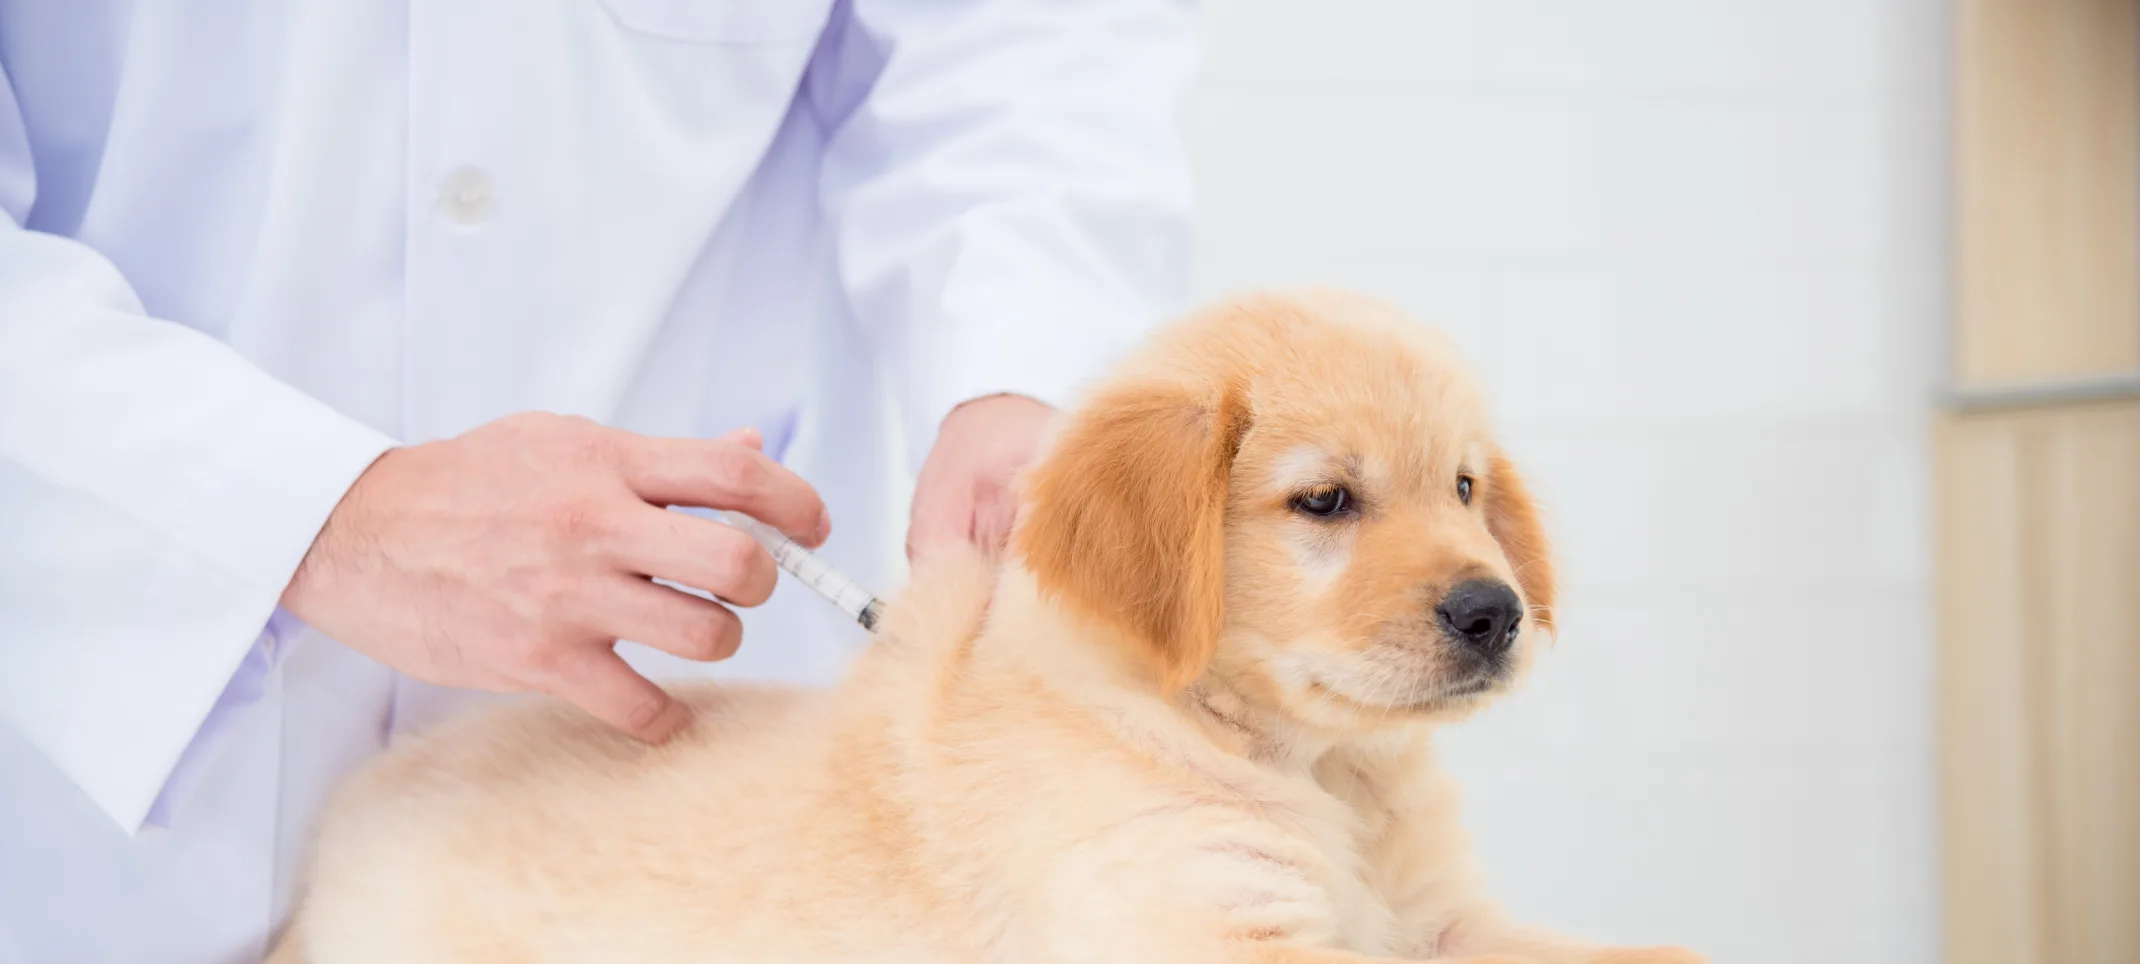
[617,435,831,548]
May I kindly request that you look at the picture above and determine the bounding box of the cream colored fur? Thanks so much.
[273,290,1705,964]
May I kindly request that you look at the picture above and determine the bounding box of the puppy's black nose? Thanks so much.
[1436,580,1522,656]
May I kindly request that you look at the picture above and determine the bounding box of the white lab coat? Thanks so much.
[0,1,1196,959]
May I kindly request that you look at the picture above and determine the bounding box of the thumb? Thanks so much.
[718,427,764,451]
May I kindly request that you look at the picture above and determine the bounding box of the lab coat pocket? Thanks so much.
[596,0,835,43]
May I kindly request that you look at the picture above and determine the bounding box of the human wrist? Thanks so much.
[279,445,397,619]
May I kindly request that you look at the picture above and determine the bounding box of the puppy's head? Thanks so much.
[1013,289,1554,733]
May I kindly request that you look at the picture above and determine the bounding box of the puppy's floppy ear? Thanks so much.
[1485,453,1557,635]
[1014,379,1250,691]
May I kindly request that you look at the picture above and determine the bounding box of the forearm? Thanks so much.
[0,223,395,831]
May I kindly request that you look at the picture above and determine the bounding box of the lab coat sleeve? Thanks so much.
[0,71,397,832]
[810,0,1199,470]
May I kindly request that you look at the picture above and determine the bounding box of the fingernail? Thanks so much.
[815,512,833,546]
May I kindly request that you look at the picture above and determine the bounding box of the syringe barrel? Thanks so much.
[720,510,882,629]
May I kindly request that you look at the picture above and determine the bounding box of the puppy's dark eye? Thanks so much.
[1457,475,1475,505]
[1291,486,1350,517]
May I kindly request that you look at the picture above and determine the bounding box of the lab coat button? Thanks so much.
[437,167,494,225]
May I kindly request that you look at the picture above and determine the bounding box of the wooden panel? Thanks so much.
[1936,400,2140,964]
[1936,414,2046,964]
[2037,409,2140,962]
[1954,0,2140,385]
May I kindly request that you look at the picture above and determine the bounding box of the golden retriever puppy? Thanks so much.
[272,289,1704,964]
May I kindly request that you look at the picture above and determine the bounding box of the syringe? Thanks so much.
[721,510,884,631]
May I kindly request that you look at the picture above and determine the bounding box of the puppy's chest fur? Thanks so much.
[1231,741,1443,955]
[1234,752,1410,954]
[909,699,1431,959]
[1176,695,1445,953]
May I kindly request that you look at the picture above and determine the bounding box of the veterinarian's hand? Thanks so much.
[280,414,829,743]
[907,393,1056,560]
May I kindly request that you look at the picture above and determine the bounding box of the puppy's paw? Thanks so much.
[1588,947,1706,964]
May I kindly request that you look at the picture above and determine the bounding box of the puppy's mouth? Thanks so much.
[1434,673,1500,700]
[1395,670,1504,710]
[1309,657,1510,714]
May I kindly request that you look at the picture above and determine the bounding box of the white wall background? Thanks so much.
[1180,3,1947,962]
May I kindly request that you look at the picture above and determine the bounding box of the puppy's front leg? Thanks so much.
[1319,744,1704,964]
[1236,946,1530,964]
[1435,915,1705,964]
